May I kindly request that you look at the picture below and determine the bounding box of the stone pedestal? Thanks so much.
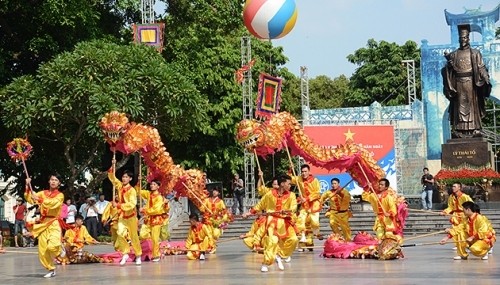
[441,138,494,168]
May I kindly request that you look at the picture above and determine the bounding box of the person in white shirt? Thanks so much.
[65,199,78,225]
[95,194,109,236]
[84,197,99,239]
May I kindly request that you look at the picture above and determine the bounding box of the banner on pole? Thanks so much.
[255,73,282,119]
[132,23,166,52]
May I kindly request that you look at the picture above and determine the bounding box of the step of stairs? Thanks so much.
[168,209,500,240]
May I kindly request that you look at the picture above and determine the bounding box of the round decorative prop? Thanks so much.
[243,0,298,39]
[6,138,33,161]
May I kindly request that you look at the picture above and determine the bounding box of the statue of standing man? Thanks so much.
[442,24,492,139]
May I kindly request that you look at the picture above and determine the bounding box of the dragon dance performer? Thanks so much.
[200,187,230,253]
[139,180,169,262]
[290,164,322,249]
[108,163,142,266]
[361,178,401,243]
[57,215,109,264]
[241,171,278,251]
[243,174,298,273]
[441,201,496,260]
[185,213,214,260]
[101,197,119,244]
[24,174,65,278]
[320,178,352,241]
[440,182,473,225]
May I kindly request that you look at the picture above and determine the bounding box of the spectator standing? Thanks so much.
[421,167,435,210]
[231,173,245,215]
[13,197,27,248]
[96,194,109,236]
[84,197,99,239]
[65,199,78,225]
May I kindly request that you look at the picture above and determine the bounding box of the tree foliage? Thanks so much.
[0,40,208,195]
[161,0,294,182]
[0,0,138,85]
[346,39,421,107]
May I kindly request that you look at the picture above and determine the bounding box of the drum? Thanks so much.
[376,238,402,260]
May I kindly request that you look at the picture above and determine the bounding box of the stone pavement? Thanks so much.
[0,236,497,285]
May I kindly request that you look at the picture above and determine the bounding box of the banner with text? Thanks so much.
[303,125,396,195]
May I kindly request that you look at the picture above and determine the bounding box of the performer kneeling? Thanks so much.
[185,213,213,260]
[440,201,496,260]
[57,215,109,264]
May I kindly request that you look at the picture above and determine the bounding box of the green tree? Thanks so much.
[0,40,209,195]
[309,75,349,109]
[0,0,138,85]
[161,0,294,182]
[346,39,421,107]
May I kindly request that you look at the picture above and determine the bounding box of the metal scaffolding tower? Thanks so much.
[394,59,421,193]
[241,37,256,199]
[141,0,155,24]
[298,66,310,168]
[300,66,310,125]
[402,60,417,104]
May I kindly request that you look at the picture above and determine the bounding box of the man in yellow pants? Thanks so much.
[243,174,298,272]
[441,201,496,260]
[291,164,321,249]
[185,213,213,260]
[320,178,352,241]
[139,180,168,262]
[108,164,142,266]
[24,174,64,278]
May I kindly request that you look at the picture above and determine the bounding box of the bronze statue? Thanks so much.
[442,24,492,139]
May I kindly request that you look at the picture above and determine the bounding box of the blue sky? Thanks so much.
[272,0,500,78]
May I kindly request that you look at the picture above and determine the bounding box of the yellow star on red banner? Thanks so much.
[344,129,355,142]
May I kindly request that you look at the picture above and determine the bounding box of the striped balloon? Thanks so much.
[243,0,298,40]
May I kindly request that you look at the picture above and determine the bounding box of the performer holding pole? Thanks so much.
[108,158,142,266]
[288,160,322,249]
[320,177,353,241]
[24,174,65,278]
[243,174,298,272]
[361,178,400,243]
[139,179,168,262]
[185,213,214,260]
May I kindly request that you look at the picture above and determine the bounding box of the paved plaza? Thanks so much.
[0,236,498,285]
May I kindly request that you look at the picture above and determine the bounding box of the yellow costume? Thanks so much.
[201,196,230,254]
[320,188,352,241]
[108,171,142,257]
[243,215,267,251]
[257,184,272,197]
[25,189,64,271]
[56,224,103,264]
[442,192,473,226]
[243,184,273,251]
[250,189,298,266]
[450,213,496,259]
[362,190,400,241]
[185,222,213,260]
[160,200,171,241]
[139,189,168,260]
[291,175,321,246]
[101,203,119,243]
[64,224,97,249]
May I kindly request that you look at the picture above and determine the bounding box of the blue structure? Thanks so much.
[421,5,500,160]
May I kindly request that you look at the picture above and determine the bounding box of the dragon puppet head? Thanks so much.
[99,111,130,144]
[235,118,288,156]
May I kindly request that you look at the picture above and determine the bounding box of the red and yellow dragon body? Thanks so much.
[235,112,386,191]
[99,111,207,209]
